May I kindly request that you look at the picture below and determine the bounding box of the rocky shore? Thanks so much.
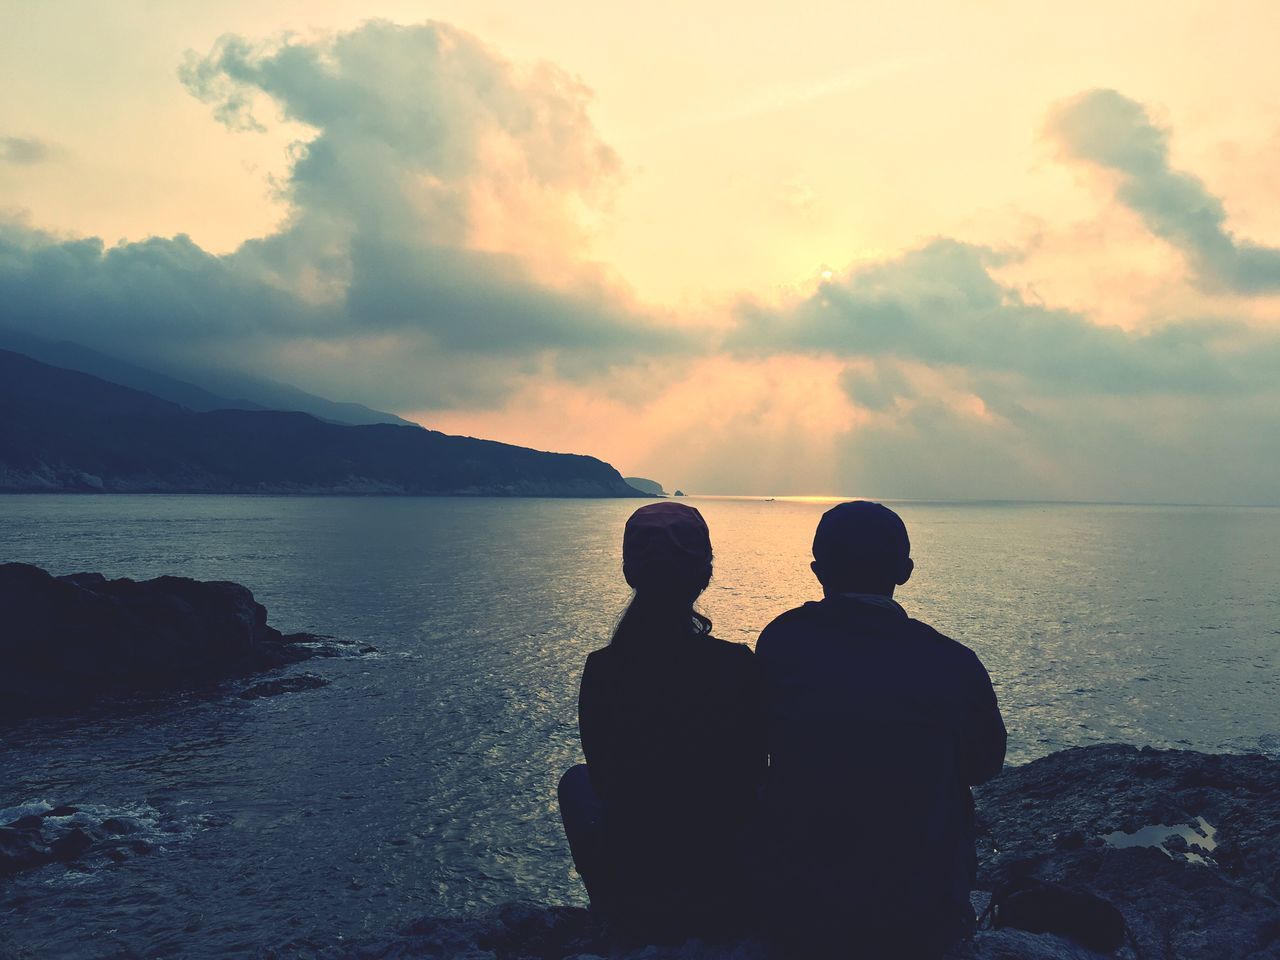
[2,743,1275,958]
[308,745,1279,960]
[0,563,368,719]
[2,564,1274,957]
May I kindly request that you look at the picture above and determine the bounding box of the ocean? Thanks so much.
[1,495,1277,958]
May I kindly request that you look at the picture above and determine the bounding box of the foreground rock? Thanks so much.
[312,903,1116,960]
[0,563,355,718]
[970,744,1280,960]
[320,746,1279,960]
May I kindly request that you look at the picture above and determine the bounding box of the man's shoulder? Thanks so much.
[763,601,825,628]
[759,601,825,633]
[903,616,959,646]
[758,603,984,661]
[904,617,989,670]
[756,602,826,652]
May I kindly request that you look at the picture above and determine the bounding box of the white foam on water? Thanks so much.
[5,797,215,888]
[0,799,55,823]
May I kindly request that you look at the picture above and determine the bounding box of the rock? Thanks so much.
[49,828,93,861]
[971,744,1280,959]
[316,746,1280,960]
[0,563,340,718]
[0,826,52,875]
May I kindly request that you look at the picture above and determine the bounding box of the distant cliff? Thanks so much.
[623,477,666,496]
[0,350,643,497]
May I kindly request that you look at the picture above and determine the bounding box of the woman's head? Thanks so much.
[613,502,713,645]
[622,502,713,601]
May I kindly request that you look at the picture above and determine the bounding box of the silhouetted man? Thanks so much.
[754,501,1006,959]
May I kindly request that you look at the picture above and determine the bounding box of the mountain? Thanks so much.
[165,363,417,428]
[0,350,643,497]
[0,328,414,427]
[623,477,666,496]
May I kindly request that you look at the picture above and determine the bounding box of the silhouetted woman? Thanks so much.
[558,502,766,941]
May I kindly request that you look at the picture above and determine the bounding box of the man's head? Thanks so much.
[810,500,913,596]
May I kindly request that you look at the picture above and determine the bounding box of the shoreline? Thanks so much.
[6,744,1274,959]
[309,744,1280,960]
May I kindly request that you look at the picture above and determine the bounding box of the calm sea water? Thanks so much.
[1,495,1277,958]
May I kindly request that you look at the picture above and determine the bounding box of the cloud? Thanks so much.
[1,137,56,165]
[730,238,1272,397]
[838,361,912,412]
[713,226,1280,502]
[180,21,620,274]
[0,20,677,409]
[1,31,1278,505]
[828,386,1280,505]
[1046,88,1280,294]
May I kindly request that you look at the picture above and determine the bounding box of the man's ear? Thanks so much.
[810,560,823,584]
[897,558,914,586]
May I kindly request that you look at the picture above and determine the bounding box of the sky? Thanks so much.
[2,1,1279,503]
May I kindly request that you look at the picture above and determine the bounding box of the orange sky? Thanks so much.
[2,2,1279,502]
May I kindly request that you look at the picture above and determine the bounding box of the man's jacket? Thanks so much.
[754,594,1006,946]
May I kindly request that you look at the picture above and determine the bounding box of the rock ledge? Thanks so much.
[313,746,1279,960]
[0,562,355,718]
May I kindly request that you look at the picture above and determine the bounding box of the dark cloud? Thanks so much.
[1047,88,1280,294]
[838,362,912,411]
[0,227,312,342]
[340,237,674,355]
[0,21,677,410]
[731,238,1271,397]
[1,136,56,165]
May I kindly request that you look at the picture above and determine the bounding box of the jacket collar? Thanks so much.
[831,592,907,617]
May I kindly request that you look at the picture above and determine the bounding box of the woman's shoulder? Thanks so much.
[580,646,622,698]
[583,645,615,671]
[693,633,757,665]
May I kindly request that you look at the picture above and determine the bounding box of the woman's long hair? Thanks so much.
[610,577,713,648]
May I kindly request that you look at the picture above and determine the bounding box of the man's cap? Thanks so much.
[622,502,712,591]
[812,500,910,572]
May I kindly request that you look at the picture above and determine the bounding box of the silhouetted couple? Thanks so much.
[558,501,1006,958]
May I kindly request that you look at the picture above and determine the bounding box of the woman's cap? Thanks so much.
[812,500,910,571]
[622,502,712,590]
